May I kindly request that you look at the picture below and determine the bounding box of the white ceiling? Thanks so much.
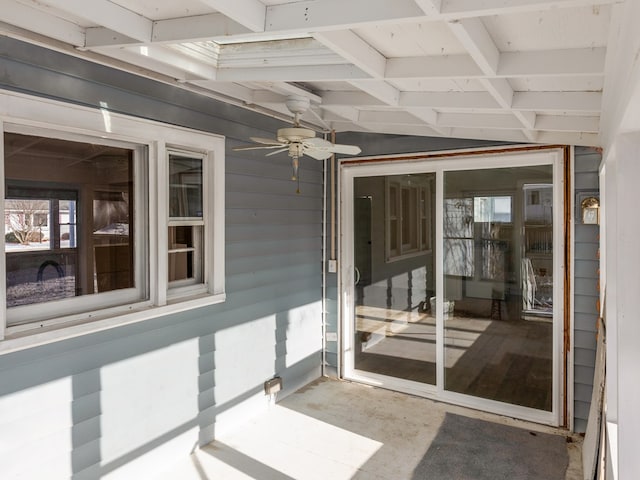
[0,0,628,146]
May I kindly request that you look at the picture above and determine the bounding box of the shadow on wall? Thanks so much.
[0,294,322,479]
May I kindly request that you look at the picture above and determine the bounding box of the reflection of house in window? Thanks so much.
[444,195,513,280]
[444,198,474,277]
[93,190,133,293]
[385,176,432,261]
[475,196,512,282]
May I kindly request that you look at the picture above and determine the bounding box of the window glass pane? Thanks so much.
[168,225,203,283]
[401,188,411,247]
[4,132,135,309]
[444,165,554,411]
[169,155,203,218]
[5,199,50,250]
[59,200,77,248]
[474,196,512,223]
[354,173,437,385]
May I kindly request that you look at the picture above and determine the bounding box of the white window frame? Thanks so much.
[166,148,208,297]
[0,91,225,354]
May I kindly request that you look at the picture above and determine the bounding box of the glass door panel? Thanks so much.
[443,165,554,410]
[353,173,437,385]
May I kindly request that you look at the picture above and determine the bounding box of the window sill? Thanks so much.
[0,292,226,356]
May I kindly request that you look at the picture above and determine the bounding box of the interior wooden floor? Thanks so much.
[355,306,552,411]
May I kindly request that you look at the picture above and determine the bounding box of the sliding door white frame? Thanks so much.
[340,147,565,427]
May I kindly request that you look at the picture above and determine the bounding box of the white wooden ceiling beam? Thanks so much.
[94,47,198,81]
[514,111,537,130]
[441,0,621,18]
[313,31,386,79]
[312,31,433,127]
[513,91,602,113]
[448,18,499,75]
[480,78,513,110]
[536,131,600,147]
[320,91,388,108]
[400,91,501,110]
[84,28,137,49]
[358,110,423,125]
[520,127,538,142]
[349,80,400,106]
[198,0,266,33]
[84,14,251,48]
[319,90,600,114]
[386,55,481,79]
[413,0,442,15]
[217,38,343,68]
[447,127,531,143]
[188,80,255,103]
[447,16,541,138]
[499,48,607,77]
[262,0,620,34]
[121,46,217,80]
[437,112,522,129]
[386,49,603,79]
[251,90,291,106]
[407,108,439,127]
[43,0,152,43]
[321,106,361,123]
[352,108,447,134]
[357,123,445,137]
[535,115,600,133]
[265,0,425,33]
[153,13,251,43]
[0,0,85,46]
[215,64,369,82]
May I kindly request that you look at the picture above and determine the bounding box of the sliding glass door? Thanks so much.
[352,173,437,386]
[443,165,554,412]
[342,149,563,425]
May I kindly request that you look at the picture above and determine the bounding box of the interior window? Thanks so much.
[386,175,432,261]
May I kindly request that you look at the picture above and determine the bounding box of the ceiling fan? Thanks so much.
[233,95,361,192]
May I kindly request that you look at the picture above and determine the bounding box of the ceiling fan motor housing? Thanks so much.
[284,95,311,115]
[277,127,316,143]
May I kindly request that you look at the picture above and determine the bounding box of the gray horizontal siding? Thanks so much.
[573,146,601,432]
[0,37,322,479]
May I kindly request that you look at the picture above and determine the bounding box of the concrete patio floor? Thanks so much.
[158,377,582,480]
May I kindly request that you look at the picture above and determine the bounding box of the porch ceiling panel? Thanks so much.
[0,0,625,146]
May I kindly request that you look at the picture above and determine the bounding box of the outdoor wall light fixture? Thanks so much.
[581,196,600,225]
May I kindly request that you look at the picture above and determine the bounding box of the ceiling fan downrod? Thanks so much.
[291,156,300,194]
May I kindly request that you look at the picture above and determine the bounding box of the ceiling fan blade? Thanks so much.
[265,147,290,157]
[328,144,362,155]
[302,137,361,156]
[303,137,333,148]
[233,144,287,151]
[304,148,333,160]
[249,136,284,146]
